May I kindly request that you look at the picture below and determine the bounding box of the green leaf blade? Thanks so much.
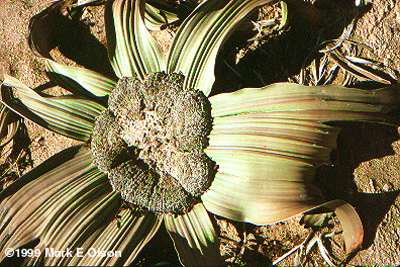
[0,147,106,260]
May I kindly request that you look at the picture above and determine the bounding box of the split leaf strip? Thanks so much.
[72,209,161,266]
[164,203,223,266]
[328,50,391,84]
[0,147,106,259]
[0,144,162,266]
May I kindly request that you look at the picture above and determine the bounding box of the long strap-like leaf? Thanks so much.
[210,83,400,121]
[46,59,116,97]
[0,147,107,259]
[1,76,105,142]
[203,82,400,225]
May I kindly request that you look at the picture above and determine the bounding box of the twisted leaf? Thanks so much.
[0,104,21,148]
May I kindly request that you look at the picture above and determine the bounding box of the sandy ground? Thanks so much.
[1,0,400,266]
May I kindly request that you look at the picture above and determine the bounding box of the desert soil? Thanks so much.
[1,0,400,266]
